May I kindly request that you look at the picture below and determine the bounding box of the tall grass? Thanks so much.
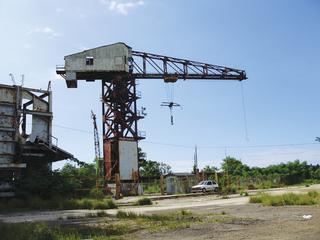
[0,197,117,212]
[249,191,320,206]
[141,183,161,194]
[0,222,124,240]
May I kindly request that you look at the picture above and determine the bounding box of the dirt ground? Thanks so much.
[1,184,320,239]
[134,204,320,240]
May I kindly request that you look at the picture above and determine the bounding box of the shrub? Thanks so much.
[249,193,266,203]
[142,183,161,194]
[240,190,249,196]
[116,210,138,219]
[93,199,117,209]
[89,188,105,200]
[221,186,237,195]
[180,209,191,216]
[96,211,108,217]
[78,199,93,209]
[104,199,117,209]
[135,197,152,206]
[308,191,319,198]
[247,184,256,190]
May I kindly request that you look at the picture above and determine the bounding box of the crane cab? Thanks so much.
[58,42,132,88]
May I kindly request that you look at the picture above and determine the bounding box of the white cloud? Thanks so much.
[100,0,144,15]
[27,27,60,38]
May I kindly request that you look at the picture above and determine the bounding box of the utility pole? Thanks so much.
[193,145,199,174]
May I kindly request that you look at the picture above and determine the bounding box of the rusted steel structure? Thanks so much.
[0,83,74,196]
[56,42,247,189]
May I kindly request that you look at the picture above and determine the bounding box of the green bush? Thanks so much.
[221,186,237,195]
[180,209,191,216]
[78,199,92,209]
[308,191,319,198]
[96,211,108,217]
[116,210,138,219]
[249,192,267,203]
[89,188,104,200]
[135,197,152,206]
[240,190,249,196]
[142,183,161,194]
[92,199,117,210]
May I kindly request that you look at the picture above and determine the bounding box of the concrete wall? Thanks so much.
[0,84,52,168]
[0,86,17,166]
[119,140,138,181]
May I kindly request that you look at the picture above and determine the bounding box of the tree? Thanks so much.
[138,147,171,177]
[60,163,96,191]
[221,156,249,177]
[202,165,218,174]
[16,162,71,199]
[159,162,172,175]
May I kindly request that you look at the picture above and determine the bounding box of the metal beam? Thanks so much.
[131,51,247,81]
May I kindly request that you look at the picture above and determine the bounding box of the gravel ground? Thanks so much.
[135,204,320,240]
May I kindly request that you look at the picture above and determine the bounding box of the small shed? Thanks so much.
[165,172,197,195]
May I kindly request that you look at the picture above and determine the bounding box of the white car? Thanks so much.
[192,180,219,193]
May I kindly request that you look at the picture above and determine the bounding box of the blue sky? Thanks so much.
[1,0,320,171]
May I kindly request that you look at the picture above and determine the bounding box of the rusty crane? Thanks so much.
[56,42,247,195]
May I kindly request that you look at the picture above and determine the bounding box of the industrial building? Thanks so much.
[0,83,74,197]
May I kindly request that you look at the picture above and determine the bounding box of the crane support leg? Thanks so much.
[101,75,143,183]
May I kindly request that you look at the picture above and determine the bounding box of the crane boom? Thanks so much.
[131,51,246,82]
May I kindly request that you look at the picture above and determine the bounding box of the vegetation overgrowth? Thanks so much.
[0,210,235,240]
[249,191,320,206]
[8,150,320,202]
[208,157,320,193]
[0,198,117,212]
[0,222,123,240]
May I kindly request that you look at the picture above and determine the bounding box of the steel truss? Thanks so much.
[131,51,247,81]
[101,75,144,141]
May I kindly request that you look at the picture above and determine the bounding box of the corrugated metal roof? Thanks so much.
[64,42,131,58]
[165,172,195,177]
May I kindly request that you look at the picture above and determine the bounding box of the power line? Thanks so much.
[53,124,92,134]
[50,124,320,150]
[143,141,320,149]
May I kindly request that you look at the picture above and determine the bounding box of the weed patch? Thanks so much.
[0,198,117,212]
[0,222,124,240]
[249,191,320,206]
